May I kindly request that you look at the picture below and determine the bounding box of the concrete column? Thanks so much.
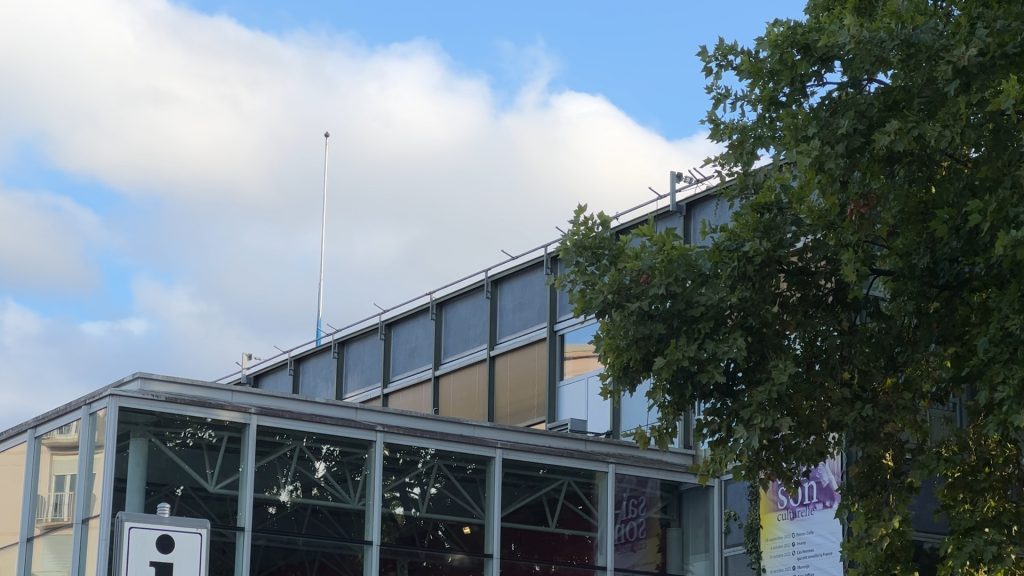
[124,432,149,513]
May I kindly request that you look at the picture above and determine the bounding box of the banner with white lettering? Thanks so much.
[759,458,843,576]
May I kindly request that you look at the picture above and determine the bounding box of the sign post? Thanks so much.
[114,511,210,576]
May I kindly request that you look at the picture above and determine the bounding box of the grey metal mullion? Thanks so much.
[486,280,497,423]
[16,426,37,576]
[487,448,502,576]
[546,266,558,425]
[432,302,442,415]
[237,414,257,576]
[335,341,346,401]
[365,431,384,576]
[69,406,92,576]
[604,463,616,575]
[95,397,120,576]
[290,355,300,395]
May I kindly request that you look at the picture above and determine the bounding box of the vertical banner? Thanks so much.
[759,458,843,576]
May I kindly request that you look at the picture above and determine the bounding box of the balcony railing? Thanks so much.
[36,491,75,525]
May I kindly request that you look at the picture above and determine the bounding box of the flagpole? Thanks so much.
[316,131,330,346]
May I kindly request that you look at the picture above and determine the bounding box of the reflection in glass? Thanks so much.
[379,547,486,576]
[79,521,100,576]
[250,533,364,576]
[251,427,369,544]
[84,410,107,519]
[112,409,244,574]
[561,323,601,380]
[381,443,489,571]
[29,526,74,576]
[27,420,81,576]
[0,442,26,575]
[501,460,605,575]
[613,476,712,576]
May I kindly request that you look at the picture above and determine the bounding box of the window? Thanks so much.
[689,195,735,246]
[250,426,371,575]
[493,340,547,425]
[502,460,604,575]
[343,332,383,395]
[0,442,27,575]
[389,311,433,379]
[441,289,487,361]
[557,323,609,434]
[297,349,335,399]
[256,365,293,394]
[496,265,547,341]
[438,362,487,421]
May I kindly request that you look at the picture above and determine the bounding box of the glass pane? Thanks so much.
[79,520,100,576]
[441,289,487,361]
[250,533,365,576]
[493,341,547,426]
[437,362,487,421]
[502,460,604,570]
[84,410,107,519]
[381,444,489,554]
[497,265,547,341]
[689,196,735,247]
[34,421,81,537]
[620,381,656,436]
[613,478,712,576]
[390,311,433,378]
[28,526,74,576]
[344,333,383,395]
[561,324,601,380]
[0,442,27,573]
[386,381,432,414]
[556,374,610,434]
[723,554,756,576]
[380,547,485,576]
[722,480,749,549]
[298,350,336,399]
[257,365,293,394]
[252,426,370,543]
[555,259,572,319]
[112,409,244,534]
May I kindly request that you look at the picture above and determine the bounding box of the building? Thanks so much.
[0,182,787,576]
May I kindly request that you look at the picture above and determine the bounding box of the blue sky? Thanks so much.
[0,0,805,430]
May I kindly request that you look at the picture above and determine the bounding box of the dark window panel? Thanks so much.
[298,349,335,399]
[441,289,488,361]
[389,311,433,379]
[343,333,383,396]
[496,265,547,340]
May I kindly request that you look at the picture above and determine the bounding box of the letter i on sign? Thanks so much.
[150,534,175,576]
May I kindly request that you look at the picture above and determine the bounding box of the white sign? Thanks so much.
[116,513,210,576]
[759,459,844,576]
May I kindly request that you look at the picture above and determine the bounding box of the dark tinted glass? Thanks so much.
[343,332,382,395]
[390,311,433,378]
[496,265,547,340]
[298,349,335,399]
[441,289,487,361]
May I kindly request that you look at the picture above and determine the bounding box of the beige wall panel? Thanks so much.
[386,381,432,414]
[361,396,383,407]
[494,340,547,426]
[438,362,488,421]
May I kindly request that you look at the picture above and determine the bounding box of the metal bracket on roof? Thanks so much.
[429,294,437,321]
[275,346,294,377]
[331,333,340,359]
[484,270,492,300]
[377,314,385,341]
[543,246,552,276]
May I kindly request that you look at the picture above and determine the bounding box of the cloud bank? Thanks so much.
[0,0,718,430]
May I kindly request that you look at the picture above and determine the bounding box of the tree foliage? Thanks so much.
[556,1,1024,573]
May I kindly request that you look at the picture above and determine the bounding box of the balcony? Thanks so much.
[36,491,75,526]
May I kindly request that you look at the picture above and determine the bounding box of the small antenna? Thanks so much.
[316,131,330,346]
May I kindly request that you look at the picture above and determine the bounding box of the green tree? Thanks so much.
[556,1,1024,574]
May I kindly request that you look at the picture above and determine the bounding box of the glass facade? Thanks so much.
[381,444,490,576]
[496,265,547,341]
[28,420,81,576]
[0,442,26,576]
[501,460,605,575]
[251,426,371,575]
[111,409,245,576]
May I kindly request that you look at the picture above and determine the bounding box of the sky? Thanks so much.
[0,0,806,432]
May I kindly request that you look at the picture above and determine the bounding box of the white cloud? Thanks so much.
[0,188,105,292]
[0,0,719,431]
